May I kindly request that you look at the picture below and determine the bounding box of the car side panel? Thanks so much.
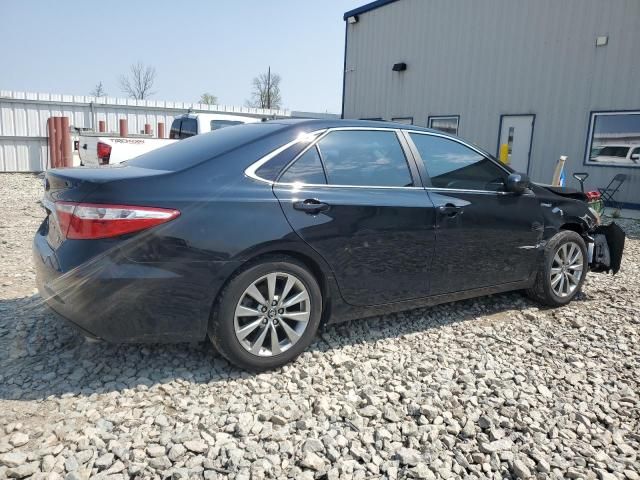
[427,190,544,294]
[37,162,335,341]
[530,184,598,239]
[274,184,437,306]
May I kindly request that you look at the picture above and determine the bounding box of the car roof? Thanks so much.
[265,118,440,133]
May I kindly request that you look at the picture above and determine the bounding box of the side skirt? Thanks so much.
[326,278,534,325]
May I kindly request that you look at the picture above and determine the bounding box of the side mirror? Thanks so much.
[506,173,531,194]
[631,153,639,161]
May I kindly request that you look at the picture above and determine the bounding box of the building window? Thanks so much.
[428,116,459,135]
[586,111,640,167]
[391,117,413,125]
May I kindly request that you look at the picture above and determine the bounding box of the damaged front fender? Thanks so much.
[589,222,625,274]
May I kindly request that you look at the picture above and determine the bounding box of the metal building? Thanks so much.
[342,0,640,208]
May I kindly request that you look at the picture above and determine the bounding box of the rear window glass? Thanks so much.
[169,118,198,139]
[127,123,284,171]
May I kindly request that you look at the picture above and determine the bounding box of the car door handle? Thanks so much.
[438,203,462,217]
[293,199,330,214]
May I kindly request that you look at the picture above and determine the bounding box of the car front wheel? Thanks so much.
[208,256,322,371]
[526,230,588,307]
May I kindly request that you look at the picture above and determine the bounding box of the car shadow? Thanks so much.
[0,291,577,402]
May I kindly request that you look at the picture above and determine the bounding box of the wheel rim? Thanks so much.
[233,272,311,357]
[550,241,584,298]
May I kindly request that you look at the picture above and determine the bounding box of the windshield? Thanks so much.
[598,146,630,158]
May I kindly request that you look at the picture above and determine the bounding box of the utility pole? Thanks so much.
[266,66,271,109]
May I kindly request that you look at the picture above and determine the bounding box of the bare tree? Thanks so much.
[199,93,218,105]
[246,67,282,109]
[119,62,157,99]
[90,81,107,97]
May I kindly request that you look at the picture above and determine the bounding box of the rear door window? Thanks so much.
[279,146,327,184]
[316,130,413,187]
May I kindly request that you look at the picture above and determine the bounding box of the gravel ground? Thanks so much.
[0,172,638,480]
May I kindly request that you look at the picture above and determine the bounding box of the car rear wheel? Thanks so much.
[208,257,322,371]
[526,230,588,307]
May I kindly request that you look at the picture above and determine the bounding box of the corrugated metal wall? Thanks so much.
[343,0,640,206]
[0,91,290,172]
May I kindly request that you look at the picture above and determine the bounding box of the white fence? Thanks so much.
[0,90,290,172]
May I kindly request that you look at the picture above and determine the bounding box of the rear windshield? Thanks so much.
[127,123,284,171]
[169,118,198,139]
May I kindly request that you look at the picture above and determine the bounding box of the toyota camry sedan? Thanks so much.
[34,119,625,370]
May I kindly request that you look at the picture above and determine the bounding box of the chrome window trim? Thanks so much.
[244,129,327,184]
[245,126,526,193]
[403,129,526,195]
[246,126,420,189]
[274,182,423,190]
[425,186,535,196]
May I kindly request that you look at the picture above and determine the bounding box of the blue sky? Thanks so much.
[2,0,365,113]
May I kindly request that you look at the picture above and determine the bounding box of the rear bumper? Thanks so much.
[33,228,236,343]
[590,222,625,274]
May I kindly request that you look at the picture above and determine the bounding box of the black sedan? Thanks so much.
[33,120,624,370]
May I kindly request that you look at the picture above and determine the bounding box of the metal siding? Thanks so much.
[344,0,640,205]
[0,90,291,172]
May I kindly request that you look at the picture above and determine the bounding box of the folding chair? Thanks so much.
[598,173,627,211]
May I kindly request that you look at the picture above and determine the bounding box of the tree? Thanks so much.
[199,93,218,105]
[90,81,107,97]
[119,62,156,99]
[246,67,282,109]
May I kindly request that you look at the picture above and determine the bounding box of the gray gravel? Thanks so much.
[0,172,639,480]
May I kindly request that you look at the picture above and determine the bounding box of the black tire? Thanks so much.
[208,256,322,371]
[526,230,588,307]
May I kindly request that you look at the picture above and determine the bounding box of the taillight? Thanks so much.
[55,202,180,239]
[97,142,112,165]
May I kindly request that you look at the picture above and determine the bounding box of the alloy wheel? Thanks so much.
[233,272,311,356]
[550,241,584,298]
